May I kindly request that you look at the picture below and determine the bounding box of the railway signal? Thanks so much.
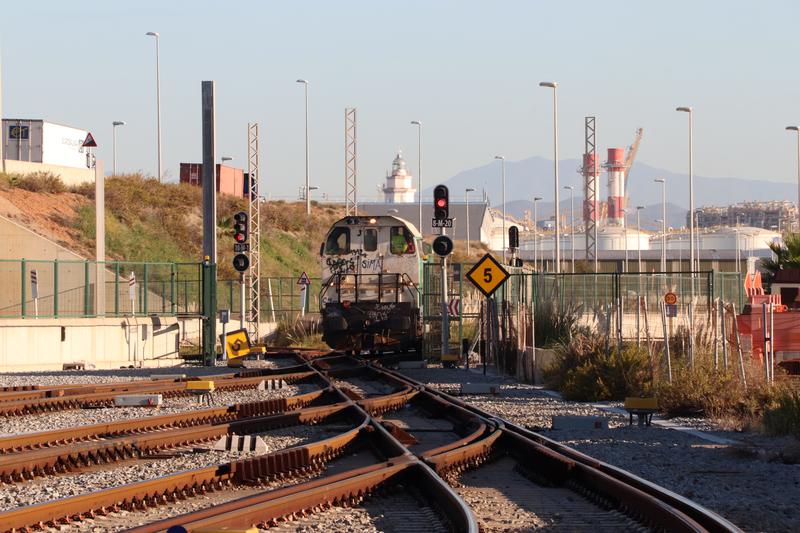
[432,185,452,227]
[433,235,454,257]
[232,211,250,272]
[508,225,519,250]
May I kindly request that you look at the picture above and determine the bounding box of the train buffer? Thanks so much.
[624,397,659,427]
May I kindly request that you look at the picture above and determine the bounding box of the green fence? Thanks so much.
[421,264,743,356]
[0,259,203,318]
[218,276,322,323]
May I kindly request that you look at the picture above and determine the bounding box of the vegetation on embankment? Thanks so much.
[1,172,343,280]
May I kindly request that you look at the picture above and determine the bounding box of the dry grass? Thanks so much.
[268,318,326,349]
[2,171,66,193]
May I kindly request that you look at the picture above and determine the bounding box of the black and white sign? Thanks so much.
[431,218,453,228]
[234,243,250,253]
[30,270,39,299]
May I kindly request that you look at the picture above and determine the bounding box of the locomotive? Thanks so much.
[319,215,428,354]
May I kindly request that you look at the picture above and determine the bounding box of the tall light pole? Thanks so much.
[540,81,560,272]
[112,121,126,176]
[676,107,694,275]
[411,121,422,233]
[533,197,542,271]
[145,32,162,182]
[654,178,666,271]
[786,126,800,231]
[622,208,629,273]
[466,187,475,256]
[636,205,645,273]
[564,185,575,272]
[221,156,232,165]
[495,156,506,263]
[297,79,310,215]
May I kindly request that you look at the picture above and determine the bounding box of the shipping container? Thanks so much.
[2,119,91,169]
[179,163,245,198]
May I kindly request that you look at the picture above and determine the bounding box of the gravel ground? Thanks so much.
[0,366,240,388]
[0,383,319,437]
[398,365,800,533]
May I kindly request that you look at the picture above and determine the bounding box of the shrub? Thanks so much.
[14,172,66,193]
[763,388,800,438]
[535,298,583,348]
[545,333,652,401]
[268,318,325,349]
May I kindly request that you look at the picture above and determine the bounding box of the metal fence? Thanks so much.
[218,276,322,323]
[0,259,203,318]
[421,263,743,356]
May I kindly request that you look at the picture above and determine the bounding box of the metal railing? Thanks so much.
[319,273,419,305]
[0,259,203,318]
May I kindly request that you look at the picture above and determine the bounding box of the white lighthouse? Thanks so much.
[383,150,416,203]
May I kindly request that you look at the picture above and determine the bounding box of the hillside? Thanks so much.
[0,173,343,280]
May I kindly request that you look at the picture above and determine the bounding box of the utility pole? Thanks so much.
[201,81,217,366]
[0,47,4,173]
[297,79,310,215]
[345,108,357,216]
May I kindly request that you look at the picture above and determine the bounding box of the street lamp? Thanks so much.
[621,208,629,273]
[296,79,310,215]
[636,205,645,273]
[221,156,233,164]
[111,121,126,176]
[540,81,560,272]
[654,178,666,271]
[465,187,475,256]
[411,121,422,233]
[533,197,542,271]
[495,156,506,263]
[145,32,162,182]
[564,185,575,273]
[676,106,694,275]
[786,126,800,231]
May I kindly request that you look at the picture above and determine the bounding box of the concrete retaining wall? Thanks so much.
[3,160,94,187]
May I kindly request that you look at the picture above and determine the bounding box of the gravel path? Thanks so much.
[0,366,239,388]
[398,365,800,533]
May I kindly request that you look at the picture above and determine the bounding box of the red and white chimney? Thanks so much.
[581,153,600,225]
[606,148,626,226]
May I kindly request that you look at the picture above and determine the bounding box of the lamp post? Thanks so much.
[221,156,232,164]
[145,32,161,182]
[465,187,475,256]
[495,156,506,263]
[636,205,645,273]
[411,121,422,233]
[564,185,575,273]
[112,121,125,176]
[296,79,310,215]
[654,178,666,271]
[540,81,560,273]
[533,197,542,271]
[676,106,694,276]
[786,126,800,231]
[622,208,629,273]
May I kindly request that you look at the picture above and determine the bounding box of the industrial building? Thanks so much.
[1,119,95,185]
[694,201,797,231]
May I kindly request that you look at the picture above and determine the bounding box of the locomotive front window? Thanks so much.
[390,227,415,255]
[363,228,378,252]
[325,227,350,255]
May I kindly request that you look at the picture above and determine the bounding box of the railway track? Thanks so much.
[0,352,742,532]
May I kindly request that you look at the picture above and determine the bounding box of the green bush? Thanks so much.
[763,388,800,438]
[14,172,66,193]
[268,318,325,349]
[545,333,651,401]
[535,298,582,348]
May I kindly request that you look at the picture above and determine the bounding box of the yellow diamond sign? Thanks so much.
[466,253,510,298]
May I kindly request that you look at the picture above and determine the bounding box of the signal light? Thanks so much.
[432,235,454,257]
[433,185,449,220]
[509,225,519,250]
[233,211,248,244]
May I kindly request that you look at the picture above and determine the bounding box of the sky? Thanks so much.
[3,1,800,201]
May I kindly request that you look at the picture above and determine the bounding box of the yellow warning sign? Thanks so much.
[466,253,510,298]
[223,329,252,359]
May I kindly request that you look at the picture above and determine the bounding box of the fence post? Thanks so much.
[171,263,177,315]
[20,259,27,318]
[143,263,149,315]
[53,259,59,318]
[720,299,728,371]
[83,260,90,316]
[114,262,120,315]
[661,301,672,383]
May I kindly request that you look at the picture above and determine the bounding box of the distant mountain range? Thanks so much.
[426,155,795,230]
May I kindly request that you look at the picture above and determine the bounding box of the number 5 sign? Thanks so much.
[466,253,510,298]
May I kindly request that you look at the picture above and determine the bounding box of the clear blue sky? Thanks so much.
[3,1,800,200]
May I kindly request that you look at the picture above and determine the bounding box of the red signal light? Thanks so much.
[436,198,447,208]
[235,233,245,243]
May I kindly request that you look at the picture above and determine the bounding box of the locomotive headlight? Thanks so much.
[369,218,377,224]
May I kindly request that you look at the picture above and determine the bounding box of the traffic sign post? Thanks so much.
[129,271,136,315]
[466,254,510,375]
[297,272,311,317]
